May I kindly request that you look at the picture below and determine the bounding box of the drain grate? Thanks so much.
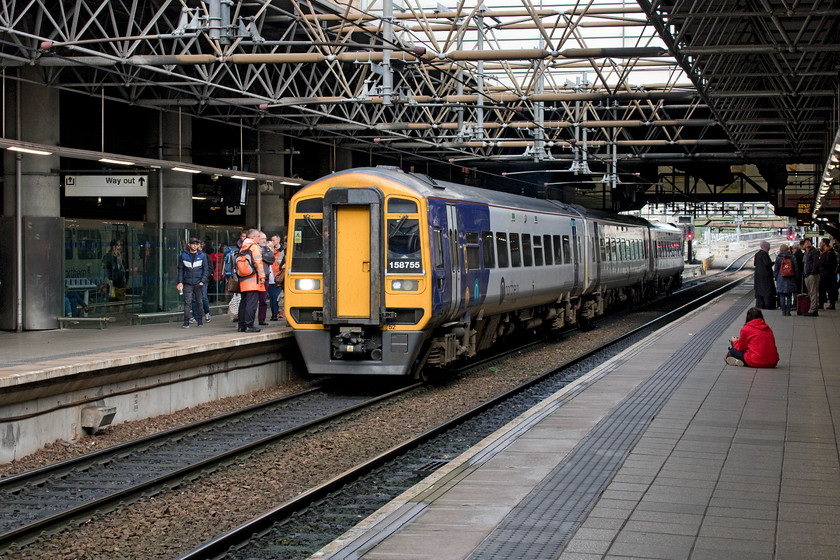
[413,460,450,477]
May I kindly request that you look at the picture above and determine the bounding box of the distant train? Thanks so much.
[284,167,684,378]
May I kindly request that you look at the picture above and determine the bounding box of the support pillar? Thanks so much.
[160,111,194,227]
[1,70,62,330]
[249,131,286,236]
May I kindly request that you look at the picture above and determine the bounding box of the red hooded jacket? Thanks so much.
[734,318,779,368]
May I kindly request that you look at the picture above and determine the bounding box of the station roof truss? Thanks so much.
[0,0,837,218]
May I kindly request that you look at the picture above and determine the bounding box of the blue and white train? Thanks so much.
[284,166,684,377]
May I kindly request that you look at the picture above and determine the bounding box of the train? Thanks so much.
[284,166,684,378]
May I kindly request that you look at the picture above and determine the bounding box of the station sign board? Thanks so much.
[796,201,812,228]
[64,175,148,197]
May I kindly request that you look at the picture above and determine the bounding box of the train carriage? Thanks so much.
[285,167,683,378]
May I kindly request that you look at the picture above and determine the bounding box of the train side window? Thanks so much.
[510,233,522,267]
[543,235,553,265]
[599,237,606,262]
[433,229,444,268]
[522,234,533,266]
[496,232,509,268]
[465,232,480,271]
[533,235,543,266]
[481,231,496,268]
[387,197,418,213]
[296,198,323,213]
[553,235,562,264]
[77,230,102,260]
[561,235,571,264]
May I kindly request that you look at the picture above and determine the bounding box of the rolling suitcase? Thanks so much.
[796,293,811,315]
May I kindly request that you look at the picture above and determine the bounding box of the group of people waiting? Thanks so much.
[225,229,286,333]
[725,235,839,369]
[753,237,838,316]
[176,228,285,331]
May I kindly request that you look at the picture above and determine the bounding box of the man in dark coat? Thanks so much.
[792,241,805,294]
[753,240,775,309]
[819,238,837,310]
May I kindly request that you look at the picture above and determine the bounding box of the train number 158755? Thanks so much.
[388,260,421,271]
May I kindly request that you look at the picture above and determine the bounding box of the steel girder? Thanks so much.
[637,0,840,164]
[0,0,729,170]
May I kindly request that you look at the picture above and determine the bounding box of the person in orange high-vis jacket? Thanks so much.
[237,229,265,332]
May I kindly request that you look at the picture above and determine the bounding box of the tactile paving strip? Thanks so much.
[467,294,753,560]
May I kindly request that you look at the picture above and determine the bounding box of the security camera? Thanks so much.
[211,174,220,181]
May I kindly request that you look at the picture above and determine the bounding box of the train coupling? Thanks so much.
[331,326,383,360]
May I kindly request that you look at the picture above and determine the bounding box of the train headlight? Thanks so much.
[391,279,419,291]
[294,278,321,291]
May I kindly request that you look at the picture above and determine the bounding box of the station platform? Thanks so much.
[311,284,840,560]
[0,313,295,463]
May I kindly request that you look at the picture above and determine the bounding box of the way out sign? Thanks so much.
[65,175,148,197]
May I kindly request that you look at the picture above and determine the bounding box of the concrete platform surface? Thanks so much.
[310,283,840,560]
[0,313,293,389]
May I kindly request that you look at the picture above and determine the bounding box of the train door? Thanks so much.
[446,204,461,318]
[322,187,383,326]
[335,207,371,317]
[571,218,580,290]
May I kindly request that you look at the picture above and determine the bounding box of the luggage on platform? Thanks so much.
[797,293,811,315]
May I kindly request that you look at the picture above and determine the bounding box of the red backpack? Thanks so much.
[780,256,793,278]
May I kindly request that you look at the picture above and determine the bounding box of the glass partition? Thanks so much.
[63,219,244,321]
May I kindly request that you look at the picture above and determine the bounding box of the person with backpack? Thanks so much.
[773,242,798,316]
[236,229,265,333]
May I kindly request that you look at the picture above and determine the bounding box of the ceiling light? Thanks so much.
[192,196,207,200]
[7,145,52,156]
[231,175,255,181]
[99,157,134,166]
[172,166,201,174]
[280,180,300,186]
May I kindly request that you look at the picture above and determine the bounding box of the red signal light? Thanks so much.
[686,232,694,240]
[788,233,794,240]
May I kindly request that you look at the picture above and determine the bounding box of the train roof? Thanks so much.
[313,167,672,231]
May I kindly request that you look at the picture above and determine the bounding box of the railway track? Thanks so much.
[1,254,754,558]
[0,383,422,550]
[178,275,748,560]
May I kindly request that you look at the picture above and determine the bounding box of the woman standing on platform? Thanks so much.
[725,307,779,368]
[773,243,798,316]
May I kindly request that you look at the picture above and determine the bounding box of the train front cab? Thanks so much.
[285,179,430,376]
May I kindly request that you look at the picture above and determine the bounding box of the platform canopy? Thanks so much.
[0,1,837,222]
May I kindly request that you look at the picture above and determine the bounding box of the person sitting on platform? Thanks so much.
[725,307,779,368]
